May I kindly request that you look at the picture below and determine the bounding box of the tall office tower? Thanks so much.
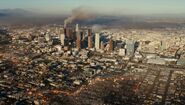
[64,28,72,39]
[76,24,81,49]
[100,41,104,50]
[88,29,92,36]
[76,33,81,49]
[63,28,68,46]
[76,24,79,32]
[95,33,100,50]
[45,33,51,42]
[58,28,64,38]
[72,31,76,41]
[60,34,65,46]
[75,24,80,40]
[126,40,136,57]
[88,29,93,48]
[64,27,67,36]
[109,38,114,52]
[69,28,73,39]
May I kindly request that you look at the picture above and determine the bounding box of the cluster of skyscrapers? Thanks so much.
[60,24,114,52]
[57,24,138,59]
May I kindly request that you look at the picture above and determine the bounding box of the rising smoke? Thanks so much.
[92,25,104,33]
[64,7,95,27]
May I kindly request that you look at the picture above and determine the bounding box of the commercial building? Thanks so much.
[45,33,51,42]
[126,40,136,57]
[100,41,104,50]
[76,24,81,49]
[108,38,114,52]
[60,34,65,46]
[88,29,93,49]
[119,49,126,56]
[64,28,73,39]
[95,33,100,50]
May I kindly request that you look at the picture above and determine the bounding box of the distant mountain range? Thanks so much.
[0,9,185,29]
[0,8,31,17]
[0,9,66,25]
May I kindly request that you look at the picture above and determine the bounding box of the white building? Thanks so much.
[54,45,62,52]
[45,33,51,42]
[76,24,79,32]
[119,49,126,56]
[60,34,65,46]
[95,33,100,50]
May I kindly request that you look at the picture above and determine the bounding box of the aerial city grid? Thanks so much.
[0,0,185,105]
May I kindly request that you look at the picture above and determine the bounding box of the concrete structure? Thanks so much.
[58,28,64,38]
[65,28,73,39]
[108,38,114,52]
[76,24,81,49]
[60,34,65,46]
[76,24,79,32]
[54,45,62,52]
[100,41,104,50]
[95,33,100,50]
[45,33,51,42]
[161,40,167,50]
[88,29,93,49]
[126,40,135,57]
[119,49,126,56]
[76,35,81,49]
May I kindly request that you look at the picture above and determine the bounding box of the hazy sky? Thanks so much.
[0,0,185,15]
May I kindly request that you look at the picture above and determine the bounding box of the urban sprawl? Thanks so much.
[0,24,185,105]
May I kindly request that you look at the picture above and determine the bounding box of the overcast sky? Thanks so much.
[0,0,185,15]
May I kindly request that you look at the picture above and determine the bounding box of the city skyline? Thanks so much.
[1,1,185,104]
[0,0,185,15]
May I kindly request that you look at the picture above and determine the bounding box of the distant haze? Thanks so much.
[1,0,185,15]
[1,0,185,28]
[0,8,185,29]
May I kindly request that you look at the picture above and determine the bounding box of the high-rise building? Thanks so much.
[57,28,65,39]
[60,34,65,46]
[76,33,81,49]
[45,33,51,42]
[76,24,79,32]
[95,33,100,50]
[88,29,93,49]
[100,41,104,50]
[64,28,72,39]
[88,29,92,36]
[64,28,67,36]
[126,40,135,57]
[109,38,114,52]
[76,24,81,49]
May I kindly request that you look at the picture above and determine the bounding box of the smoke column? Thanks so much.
[92,25,104,33]
[64,7,95,27]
